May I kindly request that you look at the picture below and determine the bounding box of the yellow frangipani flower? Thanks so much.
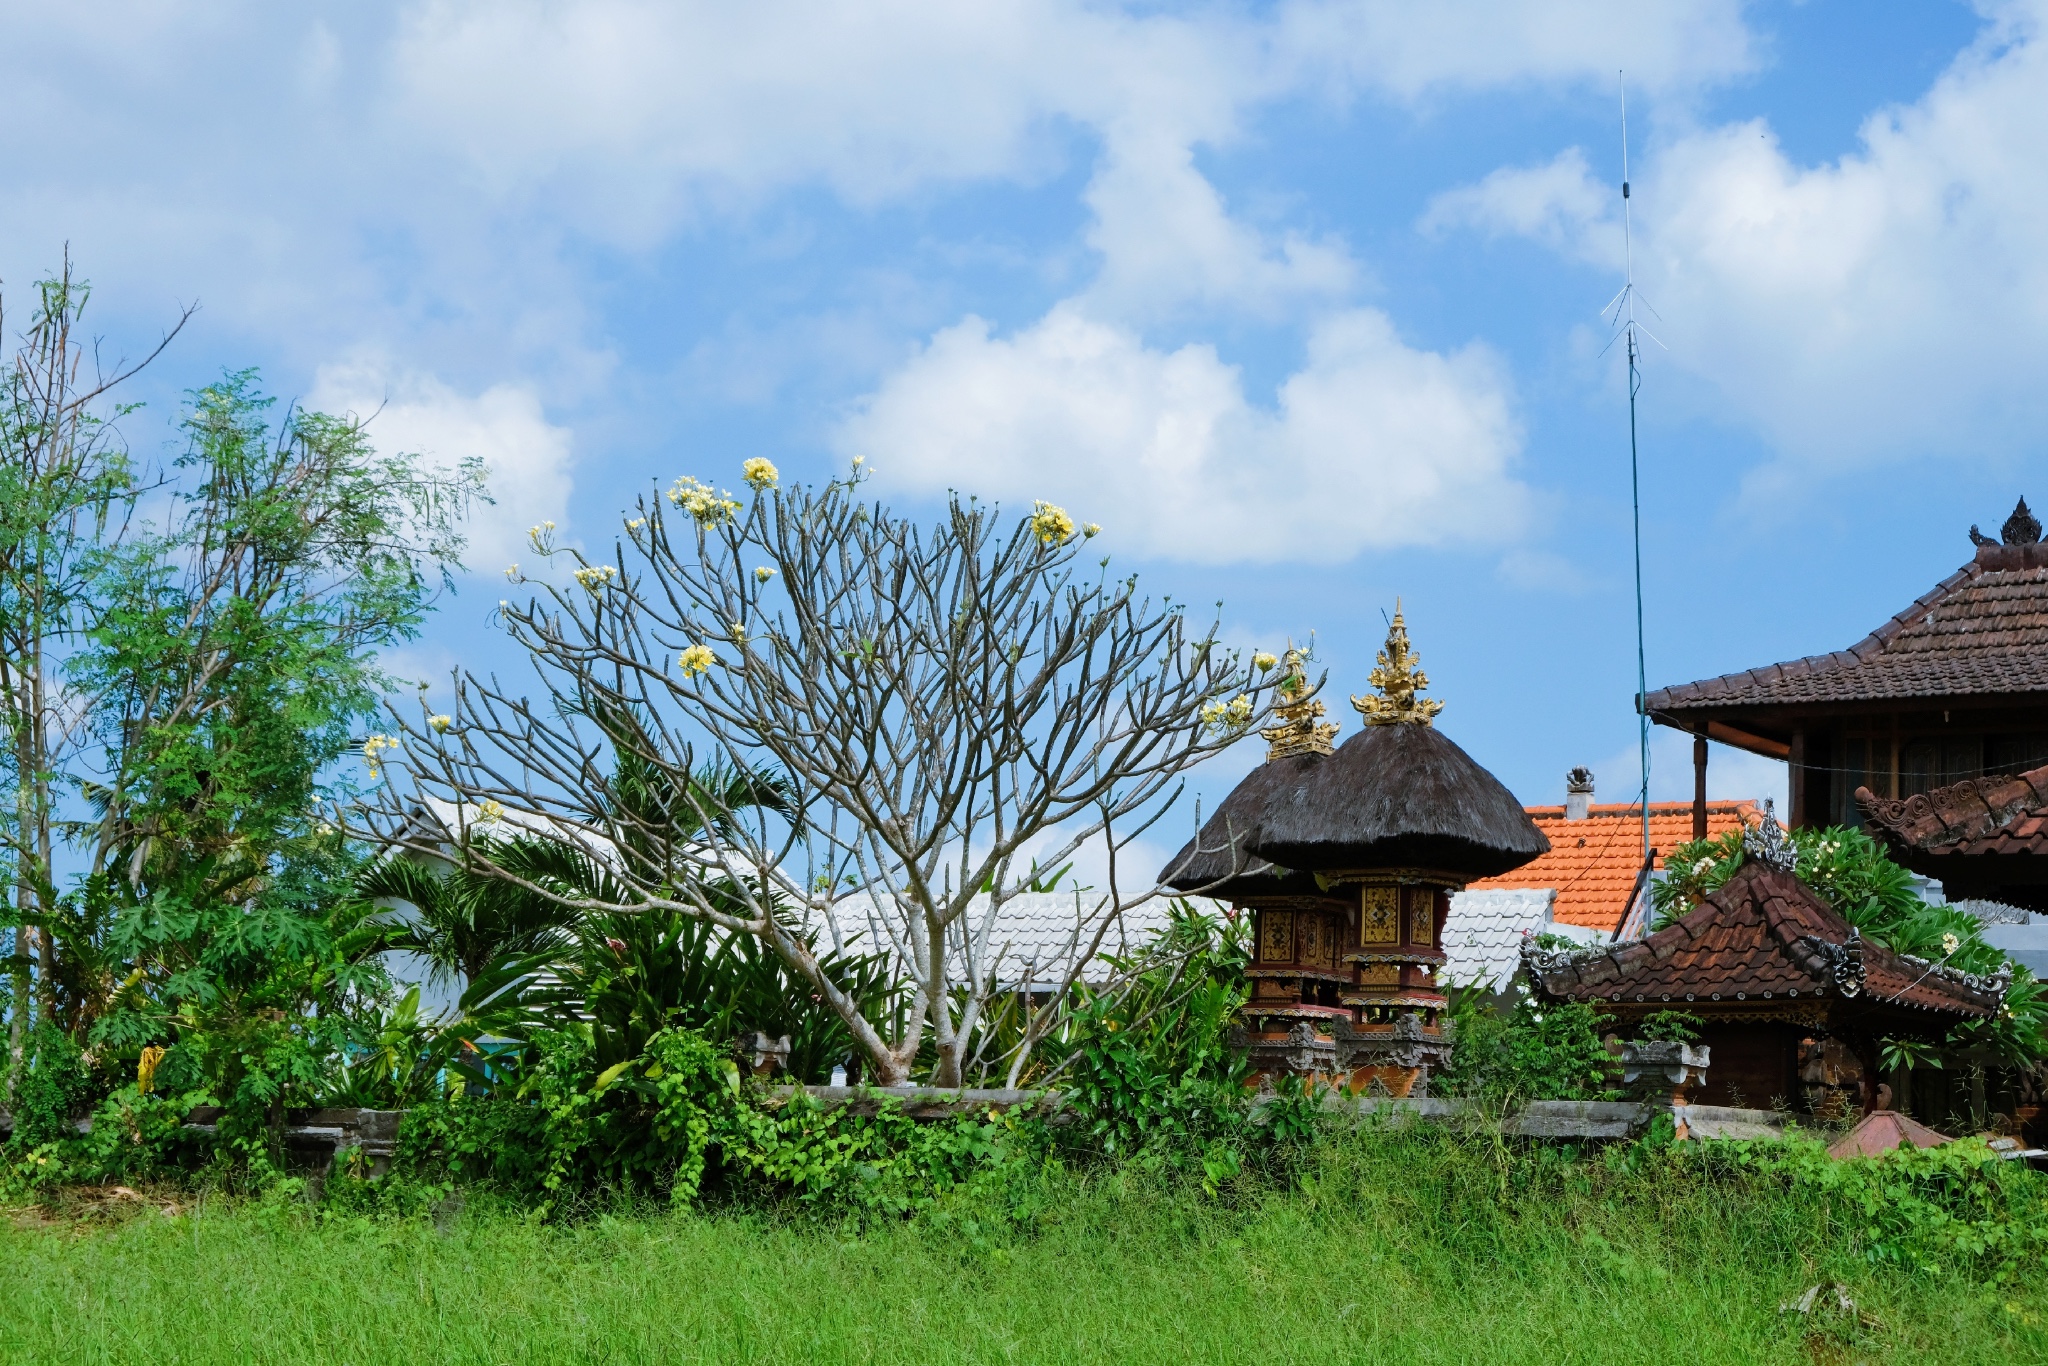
[1030,501,1076,546]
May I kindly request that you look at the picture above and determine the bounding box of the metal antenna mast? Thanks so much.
[1603,72,1654,865]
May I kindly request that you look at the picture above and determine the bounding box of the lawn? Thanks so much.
[5,1130,2045,1365]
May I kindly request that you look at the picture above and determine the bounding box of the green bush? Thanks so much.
[1437,987,1617,1105]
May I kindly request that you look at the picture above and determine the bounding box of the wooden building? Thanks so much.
[1643,499,2048,833]
[1524,815,2006,1116]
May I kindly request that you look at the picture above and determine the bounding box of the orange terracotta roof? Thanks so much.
[1468,801,1760,932]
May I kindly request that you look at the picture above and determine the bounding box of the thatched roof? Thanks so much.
[1245,722,1549,880]
[1158,751,1332,900]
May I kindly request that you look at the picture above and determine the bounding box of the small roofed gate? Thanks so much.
[1163,609,1549,1095]
[1522,812,2007,1118]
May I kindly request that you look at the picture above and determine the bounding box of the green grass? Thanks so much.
[5,1130,2045,1365]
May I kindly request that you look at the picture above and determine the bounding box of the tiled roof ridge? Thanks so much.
[1521,859,2002,1015]
[1520,800,1757,817]
[1859,760,2048,850]
[1646,556,1981,711]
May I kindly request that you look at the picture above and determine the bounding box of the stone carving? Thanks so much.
[1741,799,1798,872]
[2002,496,2042,546]
[1810,929,1866,999]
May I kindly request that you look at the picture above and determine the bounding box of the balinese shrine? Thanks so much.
[1163,609,1548,1094]
[1522,810,2006,1118]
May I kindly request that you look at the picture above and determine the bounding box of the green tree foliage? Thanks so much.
[0,264,189,1053]
[0,342,484,1156]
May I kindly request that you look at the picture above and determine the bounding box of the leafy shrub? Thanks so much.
[1053,906,1252,1185]
[1705,1136,2048,1280]
[1437,987,1616,1105]
[3,1024,101,1149]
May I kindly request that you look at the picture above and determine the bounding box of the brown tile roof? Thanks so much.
[1646,541,2048,715]
[1859,761,2048,858]
[1468,801,1759,933]
[1524,862,2003,1020]
[1826,1109,1952,1159]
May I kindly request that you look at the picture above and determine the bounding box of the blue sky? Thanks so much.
[5,0,2043,839]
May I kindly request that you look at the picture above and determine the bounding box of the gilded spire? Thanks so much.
[1260,646,1338,760]
[1352,600,1444,727]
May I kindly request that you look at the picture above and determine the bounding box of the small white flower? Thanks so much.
[574,564,619,592]
[677,643,717,678]
[505,563,520,580]
[755,566,775,583]
[428,714,453,734]
[1942,932,1961,957]
[1253,652,1278,672]
[476,799,505,826]
[626,517,645,531]
[742,457,779,490]
[1083,522,1102,538]
[666,476,740,526]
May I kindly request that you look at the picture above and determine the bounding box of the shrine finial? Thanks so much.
[1352,600,1444,727]
[1260,645,1338,761]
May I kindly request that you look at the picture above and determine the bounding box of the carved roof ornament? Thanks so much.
[1260,646,1339,761]
[1741,798,1798,872]
[1974,496,2042,547]
[2004,496,2042,545]
[1352,600,1444,728]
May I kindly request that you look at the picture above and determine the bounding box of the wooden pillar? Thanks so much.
[1788,730,1808,829]
[1692,727,1709,842]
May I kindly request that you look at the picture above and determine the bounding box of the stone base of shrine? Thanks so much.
[1345,1065,1425,1098]
[1234,1012,1456,1095]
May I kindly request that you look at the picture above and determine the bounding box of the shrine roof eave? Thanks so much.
[1521,863,2003,1023]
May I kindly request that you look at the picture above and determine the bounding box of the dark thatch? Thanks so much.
[1246,723,1548,880]
[1158,751,1330,900]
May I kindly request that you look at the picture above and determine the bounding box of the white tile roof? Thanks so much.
[827,891,1197,987]
[1443,887,1604,989]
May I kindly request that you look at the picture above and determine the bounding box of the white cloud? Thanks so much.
[1279,0,1755,103]
[1431,1,2048,481]
[1081,130,1357,321]
[842,304,1525,564]
[307,357,575,576]
[389,1,1756,217]
[1419,146,1617,261]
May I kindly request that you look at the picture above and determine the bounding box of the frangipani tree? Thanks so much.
[369,461,1277,1086]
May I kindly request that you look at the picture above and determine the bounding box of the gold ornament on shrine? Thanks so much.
[1260,646,1339,760]
[1352,600,1444,727]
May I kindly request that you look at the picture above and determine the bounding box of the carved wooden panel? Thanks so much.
[1259,910,1296,963]
[1358,962,1399,987]
[1407,887,1434,946]
[1360,887,1399,944]
[1301,913,1336,970]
